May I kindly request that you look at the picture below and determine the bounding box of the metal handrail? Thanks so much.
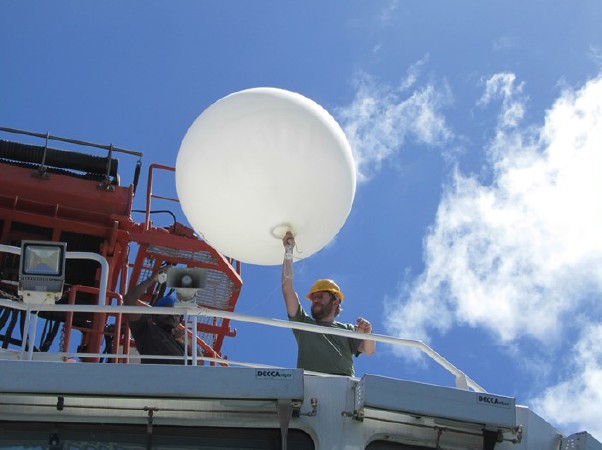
[0,298,485,392]
[0,126,142,158]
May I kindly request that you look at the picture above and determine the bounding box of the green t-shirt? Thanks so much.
[289,303,362,376]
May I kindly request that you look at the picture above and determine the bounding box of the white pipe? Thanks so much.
[191,315,198,366]
[0,245,483,390]
[0,298,485,392]
[65,251,109,306]
[20,305,32,356]
[27,306,38,361]
[182,313,189,366]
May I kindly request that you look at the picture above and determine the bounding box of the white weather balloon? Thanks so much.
[176,87,356,266]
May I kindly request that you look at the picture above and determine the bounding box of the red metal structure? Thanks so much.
[0,127,242,363]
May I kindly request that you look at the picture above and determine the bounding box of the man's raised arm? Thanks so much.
[281,231,300,318]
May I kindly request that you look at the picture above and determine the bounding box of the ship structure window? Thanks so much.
[0,422,314,450]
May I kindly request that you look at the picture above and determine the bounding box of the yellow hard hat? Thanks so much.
[306,279,344,301]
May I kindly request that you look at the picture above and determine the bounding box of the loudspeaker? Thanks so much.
[166,267,207,302]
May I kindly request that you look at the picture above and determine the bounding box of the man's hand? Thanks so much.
[153,267,169,284]
[356,317,376,355]
[355,317,372,334]
[172,326,186,345]
[283,231,295,249]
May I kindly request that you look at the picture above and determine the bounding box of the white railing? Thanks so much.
[0,298,485,392]
[0,242,485,391]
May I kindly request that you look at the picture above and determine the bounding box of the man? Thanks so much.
[123,268,190,365]
[281,231,375,376]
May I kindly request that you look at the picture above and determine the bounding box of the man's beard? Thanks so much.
[311,298,335,322]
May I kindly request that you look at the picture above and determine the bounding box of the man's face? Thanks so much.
[309,291,337,321]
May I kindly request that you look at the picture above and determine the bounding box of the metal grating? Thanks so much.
[191,268,235,310]
[147,245,218,265]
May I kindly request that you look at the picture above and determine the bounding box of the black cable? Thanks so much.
[40,320,61,352]
[40,319,50,346]
[0,307,11,332]
[0,334,24,347]
[103,335,114,363]
[2,310,18,349]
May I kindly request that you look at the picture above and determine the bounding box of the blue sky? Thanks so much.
[2,0,602,441]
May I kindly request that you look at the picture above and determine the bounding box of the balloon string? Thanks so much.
[282,239,303,280]
[283,245,294,280]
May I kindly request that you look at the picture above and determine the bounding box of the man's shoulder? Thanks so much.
[290,303,313,323]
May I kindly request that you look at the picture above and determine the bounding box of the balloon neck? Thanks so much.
[271,224,295,239]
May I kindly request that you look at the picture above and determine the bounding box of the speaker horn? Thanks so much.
[166,267,207,303]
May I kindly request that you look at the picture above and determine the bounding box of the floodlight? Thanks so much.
[18,241,67,304]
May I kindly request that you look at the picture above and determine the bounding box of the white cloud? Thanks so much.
[381,71,602,438]
[386,73,602,345]
[377,0,401,26]
[478,72,526,129]
[531,323,602,442]
[336,59,453,182]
